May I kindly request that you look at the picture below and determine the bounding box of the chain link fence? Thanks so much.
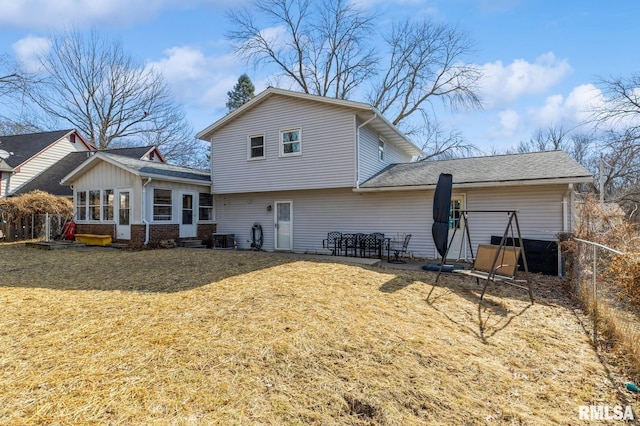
[0,213,69,242]
[568,237,640,371]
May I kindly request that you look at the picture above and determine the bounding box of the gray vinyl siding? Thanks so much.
[461,184,569,258]
[358,125,412,184]
[210,96,356,194]
[215,188,431,255]
[215,183,572,260]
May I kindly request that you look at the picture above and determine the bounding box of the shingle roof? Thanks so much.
[0,129,77,167]
[92,153,210,183]
[14,147,173,197]
[14,152,93,197]
[101,145,157,160]
[359,150,593,190]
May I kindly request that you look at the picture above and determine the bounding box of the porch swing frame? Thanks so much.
[436,209,534,304]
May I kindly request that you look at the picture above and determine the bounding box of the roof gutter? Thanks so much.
[353,176,594,192]
[355,113,377,189]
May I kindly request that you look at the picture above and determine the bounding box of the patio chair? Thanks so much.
[322,231,342,255]
[389,234,412,263]
[342,233,359,257]
[366,232,385,259]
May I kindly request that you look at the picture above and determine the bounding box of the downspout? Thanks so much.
[562,184,573,233]
[142,177,152,245]
[559,183,573,277]
[355,113,377,189]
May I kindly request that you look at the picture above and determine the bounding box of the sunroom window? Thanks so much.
[199,193,214,221]
[76,191,87,221]
[153,189,172,221]
[89,190,101,220]
[103,189,114,221]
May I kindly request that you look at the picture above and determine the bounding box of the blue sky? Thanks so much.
[0,0,638,153]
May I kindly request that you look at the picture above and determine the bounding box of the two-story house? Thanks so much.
[0,129,96,198]
[197,88,593,272]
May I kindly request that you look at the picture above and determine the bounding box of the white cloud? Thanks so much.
[145,44,272,129]
[479,52,572,108]
[488,108,521,139]
[0,0,235,30]
[528,84,603,130]
[12,36,51,72]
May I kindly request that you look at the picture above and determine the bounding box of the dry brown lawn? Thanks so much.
[0,243,637,425]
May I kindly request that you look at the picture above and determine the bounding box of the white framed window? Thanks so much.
[153,188,172,221]
[199,193,214,221]
[248,134,265,160]
[280,128,301,157]
[89,190,101,220]
[76,189,116,222]
[76,191,87,221]
[378,137,385,161]
[103,189,114,221]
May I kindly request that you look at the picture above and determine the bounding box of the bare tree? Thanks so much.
[418,119,478,160]
[27,28,200,165]
[0,54,27,100]
[367,19,482,127]
[227,0,377,99]
[583,74,640,219]
[592,73,640,132]
[0,119,40,136]
[226,0,482,157]
[513,125,569,153]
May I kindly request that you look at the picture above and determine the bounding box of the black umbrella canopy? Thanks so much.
[431,173,452,258]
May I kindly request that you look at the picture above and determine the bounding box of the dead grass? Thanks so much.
[0,244,637,425]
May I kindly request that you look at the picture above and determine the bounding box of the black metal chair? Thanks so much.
[322,231,342,255]
[364,232,385,259]
[342,233,358,257]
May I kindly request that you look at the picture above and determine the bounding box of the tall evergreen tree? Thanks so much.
[226,74,255,111]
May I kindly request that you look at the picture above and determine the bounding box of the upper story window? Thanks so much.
[248,134,265,160]
[378,137,385,161]
[153,189,172,221]
[280,128,301,157]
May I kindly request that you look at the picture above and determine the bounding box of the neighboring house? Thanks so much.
[196,88,593,271]
[0,129,96,198]
[61,152,214,247]
[14,145,165,198]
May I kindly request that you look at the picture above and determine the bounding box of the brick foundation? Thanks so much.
[76,223,217,248]
[197,223,217,247]
[75,223,116,238]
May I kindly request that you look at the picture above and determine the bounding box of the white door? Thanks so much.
[274,201,292,251]
[180,192,197,238]
[447,194,466,260]
[117,189,131,240]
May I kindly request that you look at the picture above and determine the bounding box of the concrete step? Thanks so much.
[178,239,207,249]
